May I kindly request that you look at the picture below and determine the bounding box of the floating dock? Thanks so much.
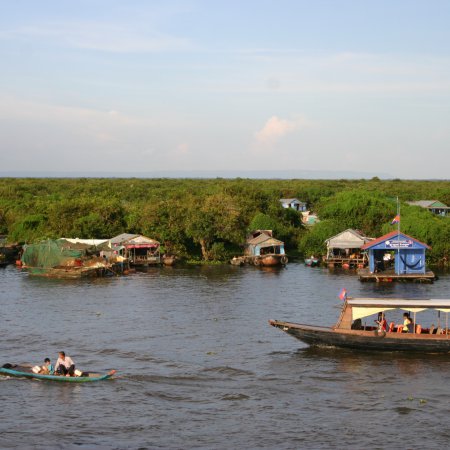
[358,268,436,283]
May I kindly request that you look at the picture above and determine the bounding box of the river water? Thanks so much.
[1,263,449,449]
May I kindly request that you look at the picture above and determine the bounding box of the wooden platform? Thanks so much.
[358,268,436,283]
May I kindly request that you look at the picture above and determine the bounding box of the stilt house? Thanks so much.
[361,230,430,275]
[109,233,161,266]
[325,229,373,267]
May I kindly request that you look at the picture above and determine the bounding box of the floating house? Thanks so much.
[109,233,161,266]
[20,239,125,278]
[358,230,435,282]
[243,230,287,266]
[280,198,307,212]
[407,200,449,217]
[324,229,373,268]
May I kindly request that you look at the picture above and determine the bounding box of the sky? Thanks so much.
[1,0,450,179]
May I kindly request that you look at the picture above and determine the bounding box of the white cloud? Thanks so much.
[1,22,192,53]
[254,116,312,146]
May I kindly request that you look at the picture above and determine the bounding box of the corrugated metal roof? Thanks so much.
[280,198,306,204]
[247,233,283,246]
[110,233,139,244]
[361,230,430,250]
[110,234,160,246]
[325,229,373,248]
[408,200,449,209]
[126,235,160,245]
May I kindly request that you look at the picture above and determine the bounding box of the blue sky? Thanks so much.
[1,0,449,178]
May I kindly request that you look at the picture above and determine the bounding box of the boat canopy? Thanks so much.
[347,298,450,320]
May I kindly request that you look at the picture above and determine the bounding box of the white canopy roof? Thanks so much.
[348,298,450,308]
[63,238,108,246]
[348,298,450,320]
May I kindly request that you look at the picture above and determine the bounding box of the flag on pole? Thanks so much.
[339,288,347,301]
[391,214,400,225]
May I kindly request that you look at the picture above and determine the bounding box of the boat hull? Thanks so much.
[259,254,288,266]
[269,320,450,353]
[0,366,116,382]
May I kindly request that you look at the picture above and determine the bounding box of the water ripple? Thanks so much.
[1,264,450,449]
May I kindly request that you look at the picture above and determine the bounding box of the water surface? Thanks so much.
[1,263,449,449]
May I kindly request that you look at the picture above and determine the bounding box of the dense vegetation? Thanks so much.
[0,178,448,265]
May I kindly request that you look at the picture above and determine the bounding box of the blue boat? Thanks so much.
[0,365,116,383]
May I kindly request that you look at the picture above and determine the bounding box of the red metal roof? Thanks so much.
[361,230,430,250]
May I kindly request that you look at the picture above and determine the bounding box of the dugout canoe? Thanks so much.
[0,365,116,382]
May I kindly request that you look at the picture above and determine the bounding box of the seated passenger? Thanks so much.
[40,358,54,374]
[55,351,75,377]
[375,312,387,332]
[402,313,413,333]
[351,318,362,330]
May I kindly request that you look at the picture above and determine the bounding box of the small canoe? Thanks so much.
[0,365,116,382]
[304,258,319,267]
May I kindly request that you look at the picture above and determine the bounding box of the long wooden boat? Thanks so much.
[269,298,450,352]
[0,365,116,382]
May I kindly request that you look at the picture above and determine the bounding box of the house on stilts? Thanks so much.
[358,230,435,282]
[324,229,373,268]
[109,233,161,267]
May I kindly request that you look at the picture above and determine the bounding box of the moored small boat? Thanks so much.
[0,365,116,382]
[270,297,450,352]
[304,257,319,267]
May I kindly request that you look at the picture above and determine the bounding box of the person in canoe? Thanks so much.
[55,351,76,376]
[40,358,54,374]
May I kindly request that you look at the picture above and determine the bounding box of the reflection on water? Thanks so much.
[1,264,449,449]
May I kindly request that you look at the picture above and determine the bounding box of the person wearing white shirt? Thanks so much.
[55,351,75,376]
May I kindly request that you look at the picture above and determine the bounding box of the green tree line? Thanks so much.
[0,178,448,264]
